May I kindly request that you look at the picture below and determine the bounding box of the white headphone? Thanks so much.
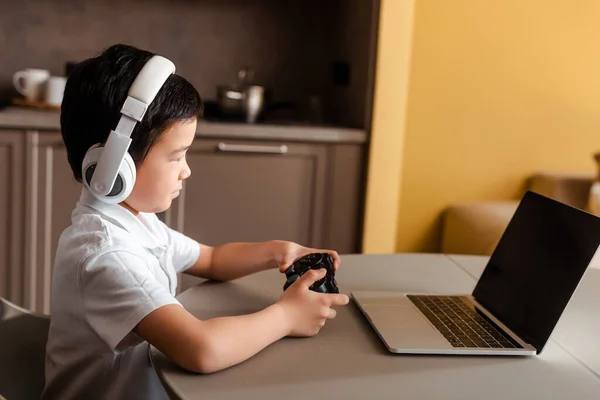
[81,55,176,203]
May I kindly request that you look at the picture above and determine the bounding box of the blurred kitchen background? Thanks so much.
[0,0,379,312]
[0,0,377,128]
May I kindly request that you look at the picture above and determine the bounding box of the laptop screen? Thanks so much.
[472,190,600,353]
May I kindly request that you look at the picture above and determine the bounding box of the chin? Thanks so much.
[159,199,174,212]
[143,200,173,214]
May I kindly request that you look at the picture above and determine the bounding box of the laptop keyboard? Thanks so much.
[407,295,522,349]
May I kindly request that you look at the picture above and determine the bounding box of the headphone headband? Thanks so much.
[87,55,175,198]
[123,56,176,123]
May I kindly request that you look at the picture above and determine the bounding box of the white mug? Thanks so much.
[12,68,50,101]
[45,76,67,106]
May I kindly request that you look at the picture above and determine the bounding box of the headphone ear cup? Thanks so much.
[82,145,102,189]
[113,152,136,203]
[82,146,136,204]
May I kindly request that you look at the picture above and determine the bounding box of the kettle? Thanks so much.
[217,68,267,123]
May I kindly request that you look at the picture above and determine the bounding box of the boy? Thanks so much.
[42,44,349,400]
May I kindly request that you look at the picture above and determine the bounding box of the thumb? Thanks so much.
[298,269,326,289]
[279,261,290,273]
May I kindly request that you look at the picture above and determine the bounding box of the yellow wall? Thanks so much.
[396,0,600,252]
[364,0,600,253]
[362,0,415,253]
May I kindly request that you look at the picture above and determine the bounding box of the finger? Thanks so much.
[297,268,326,289]
[278,255,294,273]
[332,252,341,270]
[325,308,337,319]
[324,293,350,307]
[317,249,341,270]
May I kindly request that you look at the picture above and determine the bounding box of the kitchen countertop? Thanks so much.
[0,107,367,144]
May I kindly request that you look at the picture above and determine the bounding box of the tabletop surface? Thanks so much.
[151,253,600,400]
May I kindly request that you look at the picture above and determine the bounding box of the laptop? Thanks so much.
[352,190,600,355]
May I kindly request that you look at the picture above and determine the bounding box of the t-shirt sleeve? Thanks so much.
[159,221,201,274]
[80,250,181,351]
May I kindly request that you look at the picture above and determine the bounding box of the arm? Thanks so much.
[185,240,341,281]
[137,303,288,373]
[185,241,277,281]
[136,269,349,373]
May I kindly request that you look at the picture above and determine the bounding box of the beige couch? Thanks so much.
[441,171,595,256]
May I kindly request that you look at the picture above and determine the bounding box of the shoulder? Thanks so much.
[55,213,151,279]
[80,248,150,289]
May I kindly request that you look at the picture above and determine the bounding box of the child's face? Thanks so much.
[123,119,197,214]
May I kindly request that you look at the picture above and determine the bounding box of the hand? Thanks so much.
[270,240,341,273]
[277,269,349,337]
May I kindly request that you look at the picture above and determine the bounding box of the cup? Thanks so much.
[12,68,50,102]
[45,76,67,106]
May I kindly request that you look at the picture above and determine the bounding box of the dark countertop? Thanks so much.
[0,107,367,144]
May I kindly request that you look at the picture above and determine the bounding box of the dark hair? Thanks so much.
[60,44,203,182]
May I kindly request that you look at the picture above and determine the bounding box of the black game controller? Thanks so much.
[283,253,339,293]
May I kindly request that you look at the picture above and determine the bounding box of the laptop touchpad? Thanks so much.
[358,298,451,351]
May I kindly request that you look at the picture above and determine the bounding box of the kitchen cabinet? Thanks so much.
[0,130,25,307]
[23,131,81,313]
[169,139,328,246]
[164,138,364,292]
[0,129,364,312]
[0,130,81,313]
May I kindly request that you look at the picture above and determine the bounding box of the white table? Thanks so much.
[151,253,600,399]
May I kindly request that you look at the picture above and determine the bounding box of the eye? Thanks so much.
[172,153,185,162]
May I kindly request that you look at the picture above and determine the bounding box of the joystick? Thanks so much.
[283,253,339,293]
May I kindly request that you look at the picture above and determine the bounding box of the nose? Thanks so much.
[179,159,191,180]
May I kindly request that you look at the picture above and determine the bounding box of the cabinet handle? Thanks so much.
[216,142,289,154]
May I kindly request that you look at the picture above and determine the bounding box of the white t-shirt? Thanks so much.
[42,188,201,400]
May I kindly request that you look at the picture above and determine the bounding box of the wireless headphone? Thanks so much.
[81,55,176,204]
